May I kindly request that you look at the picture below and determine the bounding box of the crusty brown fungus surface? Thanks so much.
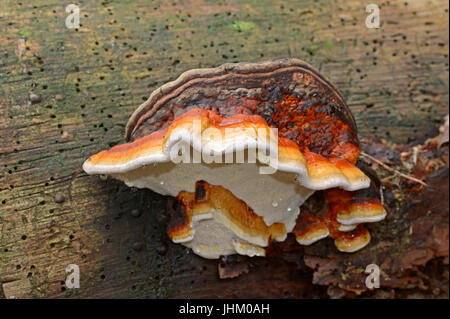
[126,59,359,163]
[83,59,387,258]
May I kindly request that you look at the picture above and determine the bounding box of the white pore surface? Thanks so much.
[113,153,314,233]
[182,217,268,259]
[183,218,237,259]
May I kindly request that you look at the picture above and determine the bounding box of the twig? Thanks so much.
[380,174,397,187]
[429,96,447,109]
[380,175,396,183]
[360,151,428,187]
[379,185,384,206]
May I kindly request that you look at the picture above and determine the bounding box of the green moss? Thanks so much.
[19,29,29,38]
[231,20,256,32]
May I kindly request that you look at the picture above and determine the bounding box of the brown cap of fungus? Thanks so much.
[333,224,371,253]
[293,213,329,246]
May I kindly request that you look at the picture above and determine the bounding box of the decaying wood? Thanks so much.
[0,0,448,298]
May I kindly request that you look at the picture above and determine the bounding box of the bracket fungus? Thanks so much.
[83,59,386,258]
